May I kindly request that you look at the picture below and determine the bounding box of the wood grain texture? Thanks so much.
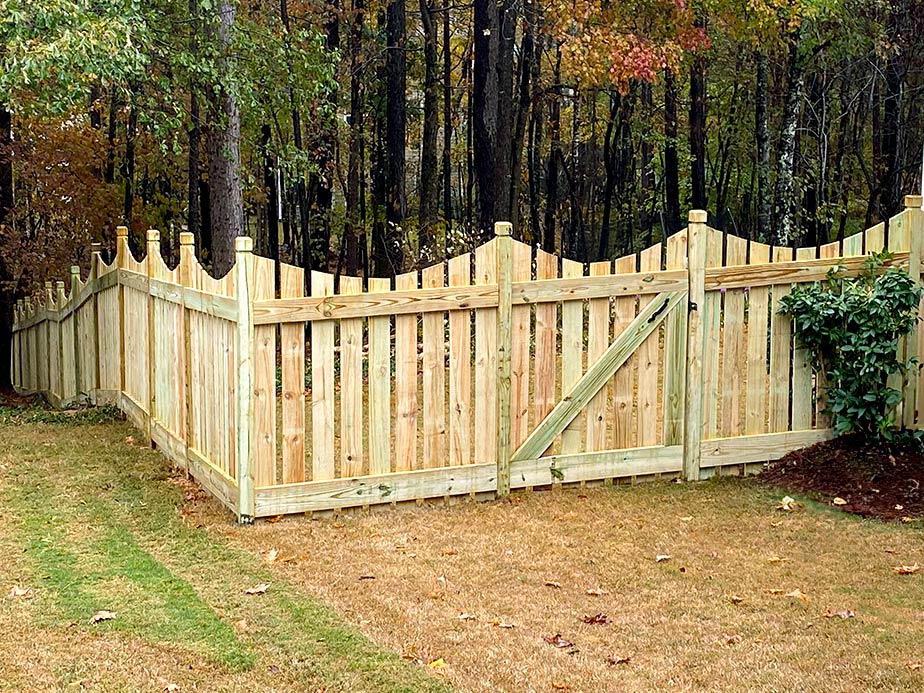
[768,246,794,433]
[252,256,277,487]
[663,230,687,445]
[509,240,532,449]
[720,234,747,438]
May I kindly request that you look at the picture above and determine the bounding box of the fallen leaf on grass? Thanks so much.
[586,587,609,596]
[428,658,446,670]
[456,613,476,621]
[767,555,787,563]
[162,685,179,692]
[908,662,923,671]
[725,634,742,645]
[777,496,799,511]
[832,497,848,506]
[544,580,562,589]
[265,548,278,563]
[729,595,744,605]
[893,564,921,575]
[655,554,671,563]
[89,610,117,624]
[544,633,574,648]
[245,583,269,595]
[581,613,610,625]
[358,574,376,580]
[427,591,444,600]
[784,589,810,602]
[823,609,855,619]
[901,516,914,524]
[895,504,904,511]
[7,586,33,600]
[124,436,135,445]
[492,620,515,628]
[680,516,693,522]
[439,549,458,556]
[605,655,631,666]
[552,683,572,691]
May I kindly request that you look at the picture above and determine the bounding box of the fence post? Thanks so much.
[683,210,707,481]
[495,221,513,497]
[89,243,102,404]
[55,281,66,402]
[904,195,923,429]
[70,266,81,399]
[44,281,54,396]
[115,226,128,402]
[145,230,159,443]
[179,231,195,473]
[234,236,256,522]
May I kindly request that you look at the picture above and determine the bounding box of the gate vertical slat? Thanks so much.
[560,258,584,455]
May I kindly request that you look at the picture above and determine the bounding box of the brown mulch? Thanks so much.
[760,434,924,521]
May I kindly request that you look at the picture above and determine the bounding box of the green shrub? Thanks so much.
[779,251,922,440]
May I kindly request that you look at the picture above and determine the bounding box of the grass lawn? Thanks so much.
[3,404,924,692]
[0,404,447,693]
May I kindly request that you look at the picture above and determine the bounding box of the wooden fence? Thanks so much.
[11,195,924,521]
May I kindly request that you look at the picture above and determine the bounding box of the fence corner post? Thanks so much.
[494,221,513,498]
[115,226,128,401]
[683,210,707,482]
[145,229,160,444]
[903,195,923,429]
[69,266,81,398]
[234,236,256,523]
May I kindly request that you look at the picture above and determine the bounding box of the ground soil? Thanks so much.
[761,434,924,521]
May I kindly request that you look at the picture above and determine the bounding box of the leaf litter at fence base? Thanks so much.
[760,434,924,521]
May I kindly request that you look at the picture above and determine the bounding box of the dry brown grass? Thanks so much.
[199,480,924,692]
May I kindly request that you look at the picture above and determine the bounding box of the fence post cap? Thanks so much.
[55,280,65,290]
[688,210,708,224]
[146,228,160,243]
[179,231,195,246]
[235,235,254,253]
[905,195,923,209]
[70,265,80,276]
[494,221,512,237]
[116,225,129,238]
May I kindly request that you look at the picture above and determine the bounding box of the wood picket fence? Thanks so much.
[11,195,924,521]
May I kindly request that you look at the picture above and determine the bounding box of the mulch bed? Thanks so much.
[760,434,924,521]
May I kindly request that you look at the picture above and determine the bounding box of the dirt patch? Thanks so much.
[761,434,924,521]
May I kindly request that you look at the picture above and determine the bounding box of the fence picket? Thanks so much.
[586,260,611,451]
[560,258,584,454]
[612,254,637,449]
[474,241,497,466]
[368,277,392,475]
[311,271,335,481]
[340,274,364,477]
[395,271,419,471]
[745,241,771,435]
[448,255,472,466]
[510,241,532,449]
[280,263,305,484]
[637,244,662,446]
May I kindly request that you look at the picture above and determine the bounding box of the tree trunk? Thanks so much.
[663,70,681,234]
[689,39,707,210]
[543,47,562,252]
[441,3,452,249]
[377,0,406,275]
[345,0,364,275]
[772,30,805,245]
[206,0,244,274]
[754,50,771,242]
[509,10,535,234]
[418,0,440,255]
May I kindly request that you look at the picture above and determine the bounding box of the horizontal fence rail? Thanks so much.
[11,195,924,521]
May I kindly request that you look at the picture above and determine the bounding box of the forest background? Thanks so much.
[1,0,922,387]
